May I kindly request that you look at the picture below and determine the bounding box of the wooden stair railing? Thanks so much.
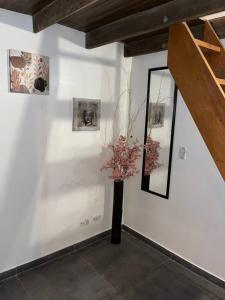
[168,21,225,180]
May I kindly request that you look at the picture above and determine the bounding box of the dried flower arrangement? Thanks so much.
[99,67,165,243]
[100,69,170,184]
[100,135,141,181]
[143,74,172,176]
[144,136,161,176]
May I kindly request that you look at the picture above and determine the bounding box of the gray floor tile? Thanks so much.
[100,293,126,300]
[79,232,169,291]
[0,278,29,300]
[1,232,225,300]
[166,260,225,299]
[119,260,225,300]
[19,252,117,300]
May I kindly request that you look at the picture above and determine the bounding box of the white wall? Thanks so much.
[124,51,225,281]
[0,9,130,273]
[1,8,225,282]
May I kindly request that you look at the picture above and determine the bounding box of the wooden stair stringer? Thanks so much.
[168,22,225,180]
[203,21,225,91]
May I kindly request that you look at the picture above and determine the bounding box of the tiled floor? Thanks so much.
[1,232,225,299]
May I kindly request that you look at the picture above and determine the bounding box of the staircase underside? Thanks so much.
[168,22,225,180]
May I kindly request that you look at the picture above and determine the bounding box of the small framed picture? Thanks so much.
[9,49,49,95]
[148,103,165,128]
[72,98,101,131]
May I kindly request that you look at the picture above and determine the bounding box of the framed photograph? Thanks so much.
[72,98,101,131]
[9,49,49,95]
[148,103,165,128]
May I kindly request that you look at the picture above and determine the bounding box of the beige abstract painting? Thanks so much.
[9,50,49,95]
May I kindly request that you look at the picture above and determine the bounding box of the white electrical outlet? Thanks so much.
[80,219,90,226]
[93,215,101,222]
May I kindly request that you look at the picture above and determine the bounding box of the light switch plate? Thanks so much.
[179,146,187,160]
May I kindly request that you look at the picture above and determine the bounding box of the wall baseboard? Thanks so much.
[1,225,225,290]
[0,229,111,283]
[122,225,225,289]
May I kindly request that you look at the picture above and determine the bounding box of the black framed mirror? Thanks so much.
[141,67,177,199]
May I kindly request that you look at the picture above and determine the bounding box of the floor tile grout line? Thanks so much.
[125,231,225,298]
[112,257,172,296]
[77,237,172,295]
[1,231,225,299]
[123,227,225,290]
[17,277,32,300]
[122,231,172,270]
[165,260,224,300]
[76,251,118,295]
[166,260,225,300]
[0,274,18,285]
[0,232,111,284]
[16,248,79,278]
[75,235,110,251]
[123,230,171,260]
[155,258,225,300]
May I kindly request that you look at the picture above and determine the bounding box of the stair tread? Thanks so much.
[195,39,221,53]
[216,78,225,85]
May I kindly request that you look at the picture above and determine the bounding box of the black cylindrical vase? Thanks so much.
[111,180,124,244]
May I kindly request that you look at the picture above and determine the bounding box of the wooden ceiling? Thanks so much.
[60,0,171,32]
[1,0,225,57]
[0,0,52,15]
[0,0,171,30]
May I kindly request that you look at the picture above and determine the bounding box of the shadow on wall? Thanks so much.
[0,8,34,32]
[0,27,59,271]
[0,14,124,272]
[42,154,105,197]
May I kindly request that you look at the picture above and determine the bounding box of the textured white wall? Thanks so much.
[1,8,225,281]
[124,51,225,281]
[0,9,130,273]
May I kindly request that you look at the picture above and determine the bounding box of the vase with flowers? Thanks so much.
[101,135,141,244]
[100,72,163,243]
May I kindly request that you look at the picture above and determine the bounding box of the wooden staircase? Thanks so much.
[168,21,225,181]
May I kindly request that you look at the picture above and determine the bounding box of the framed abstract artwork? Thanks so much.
[9,50,49,95]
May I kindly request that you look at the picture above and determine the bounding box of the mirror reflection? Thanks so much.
[141,67,177,199]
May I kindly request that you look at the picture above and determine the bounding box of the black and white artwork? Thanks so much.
[72,98,101,131]
[149,103,165,128]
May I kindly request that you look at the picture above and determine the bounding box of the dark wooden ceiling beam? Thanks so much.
[60,0,172,32]
[211,16,225,38]
[0,0,53,15]
[124,17,225,57]
[86,0,225,49]
[33,0,100,33]
[124,32,169,57]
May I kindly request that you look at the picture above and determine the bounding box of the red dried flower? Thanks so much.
[101,135,141,181]
[144,136,161,175]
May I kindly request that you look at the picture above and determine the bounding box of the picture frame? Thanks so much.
[72,98,101,131]
[9,49,49,95]
[148,103,165,128]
